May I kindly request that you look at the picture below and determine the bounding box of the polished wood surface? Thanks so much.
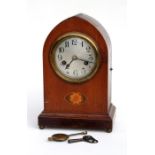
[38,14,115,132]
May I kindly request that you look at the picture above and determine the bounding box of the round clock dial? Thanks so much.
[50,33,100,83]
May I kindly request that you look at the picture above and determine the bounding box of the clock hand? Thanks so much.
[77,57,93,64]
[65,55,78,69]
[65,59,74,69]
[65,55,93,69]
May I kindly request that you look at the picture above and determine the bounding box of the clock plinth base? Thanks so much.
[38,104,115,132]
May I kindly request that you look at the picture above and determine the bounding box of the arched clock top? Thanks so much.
[43,14,111,65]
[39,14,115,132]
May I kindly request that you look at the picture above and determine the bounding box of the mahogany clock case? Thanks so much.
[38,14,116,132]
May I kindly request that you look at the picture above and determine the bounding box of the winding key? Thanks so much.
[68,135,98,144]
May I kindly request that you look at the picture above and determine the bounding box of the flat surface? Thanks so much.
[1,0,155,155]
[27,90,126,155]
[27,120,126,155]
[26,0,127,155]
[27,127,126,155]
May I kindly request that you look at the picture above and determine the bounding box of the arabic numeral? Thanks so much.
[86,46,91,52]
[59,47,64,53]
[81,68,86,75]
[58,54,63,61]
[81,41,84,47]
[72,39,77,45]
[73,70,78,76]
[65,41,69,48]
[88,56,93,60]
[66,71,70,74]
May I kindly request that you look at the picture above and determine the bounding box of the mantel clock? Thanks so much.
[38,14,116,132]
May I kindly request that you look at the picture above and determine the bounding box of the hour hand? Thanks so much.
[65,64,70,69]
[65,59,74,69]
[65,55,78,69]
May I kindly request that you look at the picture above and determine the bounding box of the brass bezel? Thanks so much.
[49,32,100,83]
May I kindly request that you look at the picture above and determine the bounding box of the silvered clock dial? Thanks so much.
[50,33,100,83]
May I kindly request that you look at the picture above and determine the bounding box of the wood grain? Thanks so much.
[38,14,116,132]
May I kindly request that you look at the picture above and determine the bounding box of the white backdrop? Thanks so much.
[27,1,126,155]
[0,0,155,155]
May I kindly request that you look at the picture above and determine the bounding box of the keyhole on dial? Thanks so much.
[61,60,67,65]
[84,61,89,65]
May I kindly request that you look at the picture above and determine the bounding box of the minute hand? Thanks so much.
[77,57,93,63]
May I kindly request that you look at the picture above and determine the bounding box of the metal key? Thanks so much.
[68,135,98,144]
[48,131,87,142]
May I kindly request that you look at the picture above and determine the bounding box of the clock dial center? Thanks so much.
[72,55,78,60]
